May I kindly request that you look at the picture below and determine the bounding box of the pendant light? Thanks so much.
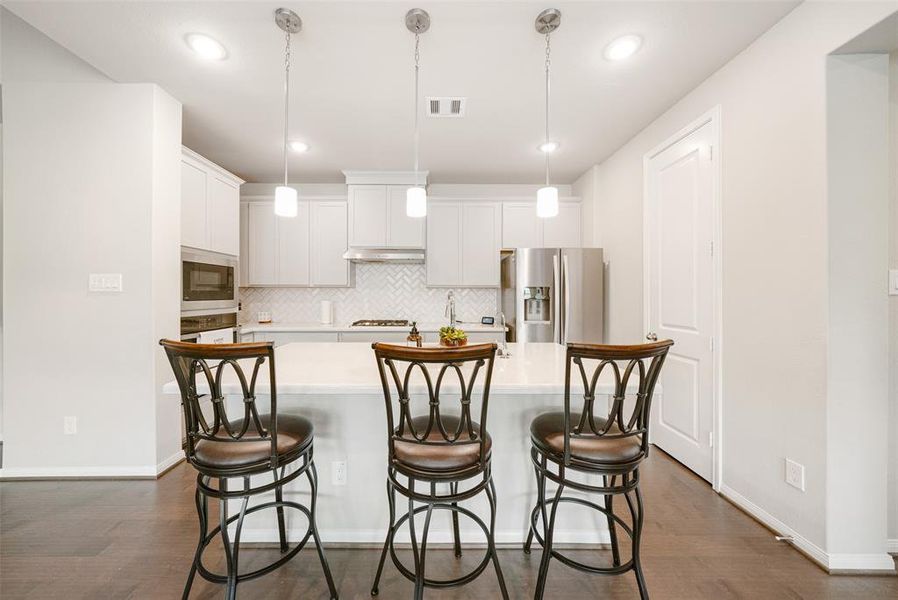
[274,8,301,218]
[405,9,430,218]
[535,8,560,218]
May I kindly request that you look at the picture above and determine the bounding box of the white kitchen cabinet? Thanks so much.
[426,203,462,286]
[180,147,243,255]
[207,176,240,255]
[542,202,581,248]
[501,201,581,249]
[310,201,349,286]
[181,160,207,249]
[244,200,350,288]
[502,202,541,249]
[348,185,387,247]
[462,203,501,286]
[426,202,500,287]
[348,184,425,248]
[278,201,311,285]
[239,203,249,286]
[387,185,426,247]
[247,203,277,285]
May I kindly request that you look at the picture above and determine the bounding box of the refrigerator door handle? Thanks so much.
[563,253,571,345]
[553,253,561,343]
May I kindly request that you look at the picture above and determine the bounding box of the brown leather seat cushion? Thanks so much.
[393,415,491,472]
[193,414,313,469]
[530,411,643,464]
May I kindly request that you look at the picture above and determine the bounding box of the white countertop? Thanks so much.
[239,322,507,334]
[162,342,649,397]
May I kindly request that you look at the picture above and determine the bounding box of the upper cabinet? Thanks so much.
[426,202,500,287]
[347,183,426,249]
[181,147,244,256]
[501,201,581,249]
[243,199,349,288]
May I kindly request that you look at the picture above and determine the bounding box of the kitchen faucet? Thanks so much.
[497,311,510,358]
[445,291,457,328]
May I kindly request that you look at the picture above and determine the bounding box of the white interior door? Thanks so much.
[645,118,716,482]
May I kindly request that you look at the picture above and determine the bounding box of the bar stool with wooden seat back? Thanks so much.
[369,342,509,600]
[160,339,338,600]
[524,340,673,600]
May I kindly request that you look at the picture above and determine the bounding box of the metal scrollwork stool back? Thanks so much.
[160,339,338,600]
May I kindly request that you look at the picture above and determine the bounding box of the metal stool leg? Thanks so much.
[486,476,510,600]
[415,491,435,600]
[534,482,564,600]
[183,480,208,600]
[450,481,462,558]
[524,453,547,555]
[274,466,289,553]
[307,462,339,600]
[626,480,649,600]
[371,478,396,596]
[604,475,621,567]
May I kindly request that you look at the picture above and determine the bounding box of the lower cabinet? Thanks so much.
[243,331,340,345]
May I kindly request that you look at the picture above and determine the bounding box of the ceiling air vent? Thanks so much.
[426,97,466,118]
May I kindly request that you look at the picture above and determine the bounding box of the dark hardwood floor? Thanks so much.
[1,449,895,599]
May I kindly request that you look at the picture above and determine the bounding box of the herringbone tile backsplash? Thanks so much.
[239,263,498,325]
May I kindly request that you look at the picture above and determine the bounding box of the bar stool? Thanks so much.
[369,342,508,600]
[524,340,673,600]
[160,340,338,600]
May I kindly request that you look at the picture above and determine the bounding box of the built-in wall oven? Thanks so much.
[181,248,238,312]
[180,311,238,344]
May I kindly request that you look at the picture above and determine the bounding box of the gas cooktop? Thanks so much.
[351,319,410,327]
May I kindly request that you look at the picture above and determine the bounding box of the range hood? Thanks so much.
[343,248,425,263]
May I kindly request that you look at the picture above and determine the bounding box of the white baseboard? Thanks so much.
[828,553,896,572]
[720,484,829,568]
[0,465,159,479]
[155,451,184,476]
[239,528,611,547]
[721,484,895,573]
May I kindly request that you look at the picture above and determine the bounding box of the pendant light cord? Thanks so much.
[414,32,421,186]
[283,28,292,187]
[544,32,551,187]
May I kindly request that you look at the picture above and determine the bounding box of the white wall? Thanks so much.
[573,0,897,565]
[0,7,114,448]
[825,53,891,566]
[2,82,181,476]
[889,51,898,550]
[0,8,109,83]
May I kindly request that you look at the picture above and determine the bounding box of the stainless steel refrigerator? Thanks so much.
[500,248,604,344]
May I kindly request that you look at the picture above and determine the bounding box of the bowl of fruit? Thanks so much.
[439,326,468,347]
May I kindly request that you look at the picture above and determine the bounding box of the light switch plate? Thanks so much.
[890,269,898,296]
[89,273,123,293]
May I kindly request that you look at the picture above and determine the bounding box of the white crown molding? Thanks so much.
[342,170,429,185]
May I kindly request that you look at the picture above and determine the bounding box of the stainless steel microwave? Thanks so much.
[181,248,238,312]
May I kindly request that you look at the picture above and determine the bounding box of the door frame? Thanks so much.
[642,105,723,492]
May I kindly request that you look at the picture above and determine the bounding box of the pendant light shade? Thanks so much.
[274,8,301,218]
[274,186,298,217]
[537,186,559,218]
[406,186,427,218]
[535,9,560,219]
[406,9,430,218]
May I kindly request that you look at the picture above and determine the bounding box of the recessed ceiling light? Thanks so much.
[604,34,642,61]
[289,141,310,153]
[538,141,560,153]
[185,33,227,61]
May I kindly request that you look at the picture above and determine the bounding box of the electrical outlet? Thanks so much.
[332,460,347,486]
[785,458,805,491]
[64,416,77,435]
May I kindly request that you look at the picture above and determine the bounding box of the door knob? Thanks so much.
[646,332,658,341]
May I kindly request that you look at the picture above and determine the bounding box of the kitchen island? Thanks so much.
[162,342,656,547]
